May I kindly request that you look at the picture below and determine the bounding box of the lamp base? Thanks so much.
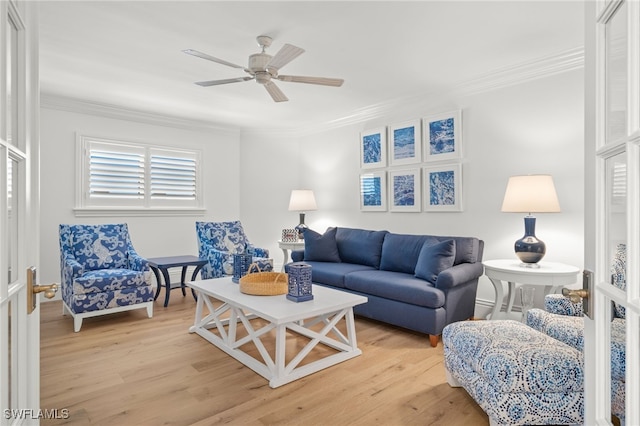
[514,216,546,265]
[295,212,308,240]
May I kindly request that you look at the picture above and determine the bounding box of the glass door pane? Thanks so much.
[606,1,628,142]
[607,151,626,290]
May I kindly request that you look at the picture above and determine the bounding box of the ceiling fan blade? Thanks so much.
[183,49,248,71]
[195,76,254,87]
[264,81,288,102]
[266,44,305,71]
[277,75,344,87]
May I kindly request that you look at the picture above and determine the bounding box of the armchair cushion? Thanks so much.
[71,229,129,270]
[73,268,149,295]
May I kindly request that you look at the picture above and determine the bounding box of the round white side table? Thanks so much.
[277,240,305,271]
[483,259,580,321]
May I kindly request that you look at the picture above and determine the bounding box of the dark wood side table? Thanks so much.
[148,255,208,307]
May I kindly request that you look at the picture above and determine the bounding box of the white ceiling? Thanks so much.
[38,1,584,131]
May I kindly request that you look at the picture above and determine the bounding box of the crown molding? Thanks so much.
[40,93,239,135]
[245,46,585,138]
[42,46,584,139]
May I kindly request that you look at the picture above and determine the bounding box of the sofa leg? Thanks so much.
[428,334,439,347]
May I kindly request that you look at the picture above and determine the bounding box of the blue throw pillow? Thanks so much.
[304,227,341,263]
[414,239,456,284]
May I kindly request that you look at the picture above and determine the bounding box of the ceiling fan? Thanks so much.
[183,35,344,102]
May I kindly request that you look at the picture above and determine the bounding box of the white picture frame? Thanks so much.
[389,119,421,166]
[423,163,463,212]
[423,110,462,162]
[359,171,387,211]
[389,168,421,212]
[360,128,387,169]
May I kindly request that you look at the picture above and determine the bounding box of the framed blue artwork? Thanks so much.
[423,110,462,162]
[389,119,421,166]
[359,171,387,211]
[389,169,421,212]
[422,163,462,212]
[360,128,387,169]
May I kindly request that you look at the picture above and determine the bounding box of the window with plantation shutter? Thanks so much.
[76,135,203,216]
[89,148,145,199]
[150,150,197,200]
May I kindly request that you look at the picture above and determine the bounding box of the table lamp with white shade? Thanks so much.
[501,175,561,267]
[288,189,317,240]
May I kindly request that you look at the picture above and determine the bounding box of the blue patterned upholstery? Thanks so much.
[59,224,153,331]
[444,320,584,425]
[527,294,626,424]
[195,221,273,279]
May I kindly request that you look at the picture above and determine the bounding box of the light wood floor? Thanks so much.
[40,289,489,426]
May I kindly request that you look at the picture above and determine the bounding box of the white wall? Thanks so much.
[39,67,584,317]
[39,108,242,286]
[240,69,585,316]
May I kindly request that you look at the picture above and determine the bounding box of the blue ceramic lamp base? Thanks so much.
[514,216,546,268]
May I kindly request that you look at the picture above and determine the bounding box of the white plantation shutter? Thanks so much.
[77,136,202,212]
[150,151,197,200]
[89,148,145,199]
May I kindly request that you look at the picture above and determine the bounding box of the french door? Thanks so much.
[0,1,40,424]
[588,0,639,424]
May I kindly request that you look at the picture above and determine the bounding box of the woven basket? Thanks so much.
[239,263,288,296]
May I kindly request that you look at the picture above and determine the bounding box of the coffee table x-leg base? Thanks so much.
[189,292,362,388]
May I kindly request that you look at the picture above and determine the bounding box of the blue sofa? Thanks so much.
[290,227,484,347]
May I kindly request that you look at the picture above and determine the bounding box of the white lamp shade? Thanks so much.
[288,190,317,211]
[501,175,561,213]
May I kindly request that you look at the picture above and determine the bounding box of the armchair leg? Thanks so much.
[146,303,153,318]
[74,317,82,333]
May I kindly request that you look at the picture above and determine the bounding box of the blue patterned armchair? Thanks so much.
[59,223,154,332]
[195,221,273,279]
[527,243,627,424]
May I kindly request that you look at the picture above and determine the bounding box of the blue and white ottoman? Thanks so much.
[443,320,584,426]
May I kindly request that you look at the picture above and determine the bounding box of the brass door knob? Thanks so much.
[562,287,589,303]
[33,283,58,299]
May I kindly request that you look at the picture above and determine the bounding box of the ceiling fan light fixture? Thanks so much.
[255,72,271,85]
[248,52,272,72]
[184,35,344,103]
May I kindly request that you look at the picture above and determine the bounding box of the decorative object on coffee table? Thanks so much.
[287,262,314,302]
[288,189,317,240]
[239,263,288,295]
[232,253,253,283]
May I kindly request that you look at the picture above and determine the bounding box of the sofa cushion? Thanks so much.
[345,270,445,309]
[336,228,387,268]
[448,236,480,265]
[414,239,456,284]
[303,227,341,263]
[380,233,428,273]
[303,261,376,288]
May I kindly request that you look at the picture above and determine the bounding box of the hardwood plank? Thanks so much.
[40,290,488,425]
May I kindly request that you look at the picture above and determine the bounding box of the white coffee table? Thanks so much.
[187,277,368,388]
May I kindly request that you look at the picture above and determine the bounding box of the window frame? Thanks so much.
[74,134,205,217]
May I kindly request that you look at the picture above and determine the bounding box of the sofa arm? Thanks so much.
[435,262,484,290]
